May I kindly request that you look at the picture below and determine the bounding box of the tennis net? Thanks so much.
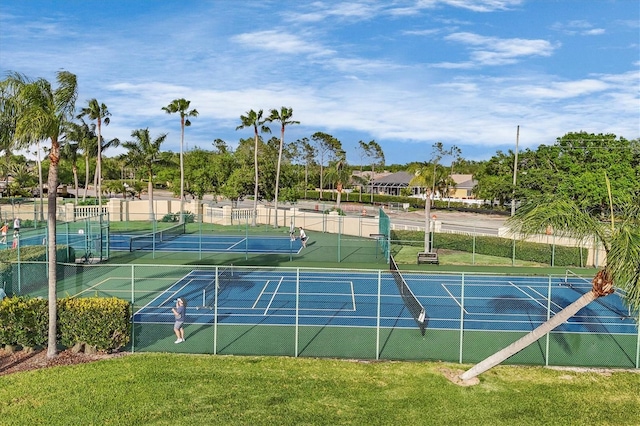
[390,255,427,335]
[129,222,186,252]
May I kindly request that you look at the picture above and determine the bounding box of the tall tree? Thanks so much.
[78,99,110,209]
[300,138,316,199]
[236,110,270,226]
[324,149,350,208]
[311,132,341,199]
[409,162,436,252]
[6,70,78,358]
[359,140,384,203]
[162,98,198,222]
[267,107,299,227]
[62,121,89,204]
[0,79,19,194]
[459,188,640,381]
[122,128,167,221]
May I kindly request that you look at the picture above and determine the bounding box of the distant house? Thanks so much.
[357,171,477,199]
[367,171,419,197]
[447,174,476,199]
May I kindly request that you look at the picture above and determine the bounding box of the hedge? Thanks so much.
[391,230,587,267]
[0,296,130,352]
[0,245,75,296]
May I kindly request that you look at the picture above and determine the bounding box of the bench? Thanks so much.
[417,252,439,265]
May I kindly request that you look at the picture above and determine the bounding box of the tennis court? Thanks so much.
[110,233,303,254]
[131,267,635,335]
[10,259,638,368]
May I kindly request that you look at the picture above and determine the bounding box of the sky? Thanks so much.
[1,0,639,166]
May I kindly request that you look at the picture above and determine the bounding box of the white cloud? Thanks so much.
[443,32,557,66]
[232,30,334,56]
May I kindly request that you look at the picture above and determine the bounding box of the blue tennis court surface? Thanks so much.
[111,234,303,253]
[133,269,636,335]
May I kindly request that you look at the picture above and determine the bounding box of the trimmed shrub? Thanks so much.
[391,230,587,267]
[58,297,131,352]
[0,296,48,347]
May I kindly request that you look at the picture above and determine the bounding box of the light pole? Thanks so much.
[511,125,520,216]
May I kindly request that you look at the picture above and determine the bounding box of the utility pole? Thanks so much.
[511,125,520,216]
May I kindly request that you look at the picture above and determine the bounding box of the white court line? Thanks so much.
[264,276,285,315]
[253,280,272,309]
[72,278,111,298]
[526,286,562,313]
[509,281,556,314]
[134,279,196,315]
[441,283,469,314]
[227,238,247,250]
[350,281,356,311]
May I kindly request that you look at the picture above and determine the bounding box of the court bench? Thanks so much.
[417,251,439,265]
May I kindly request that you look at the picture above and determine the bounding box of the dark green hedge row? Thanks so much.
[0,245,75,295]
[391,230,587,267]
[0,296,131,352]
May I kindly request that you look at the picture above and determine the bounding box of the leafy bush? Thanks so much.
[0,296,48,347]
[390,230,587,267]
[0,296,130,352]
[161,212,195,223]
[0,245,75,296]
[58,297,131,352]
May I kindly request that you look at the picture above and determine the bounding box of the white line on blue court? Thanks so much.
[253,280,273,309]
[440,283,470,314]
[135,279,197,315]
[227,238,247,250]
[264,276,285,315]
[525,286,562,313]
[508,281,556,314]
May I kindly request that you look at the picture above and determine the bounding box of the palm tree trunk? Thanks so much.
[179,119,185,223]
[252,133,258,227]
[46,149,60,358]
[148,177,154,222]
[274,133,283,228]
[459,290,598,381]
[83,155,90,201]
[73,165,79,205]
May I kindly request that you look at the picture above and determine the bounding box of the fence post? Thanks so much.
[459,272,465,364]
[295,267,300,357]
[545,275,552,365]
[130,264,135,353]
[376,269,381,360]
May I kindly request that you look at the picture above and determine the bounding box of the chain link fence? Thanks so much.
[12,262,639,369]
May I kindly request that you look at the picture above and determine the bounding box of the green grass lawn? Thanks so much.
[1,353,638,425]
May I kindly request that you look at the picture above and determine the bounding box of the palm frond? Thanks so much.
[507,196,604,247]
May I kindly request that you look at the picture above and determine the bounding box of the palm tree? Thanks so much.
[122,128,167,221]
[162,98,198,223]
[61,121,87,204]
[459,190,640,381]
[300,138,316,199]
[409,163,435,253]
[5,70,78,358]
[78,99,110,210]
[0,80,19,195]
[267,107,299,227]
[324,150,351,209]
[236,110,270,227]
[67,119,98,201]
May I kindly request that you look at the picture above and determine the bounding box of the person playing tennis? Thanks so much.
[299,227,308,248]
[172,298,186,343]
[289,222,296,241]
